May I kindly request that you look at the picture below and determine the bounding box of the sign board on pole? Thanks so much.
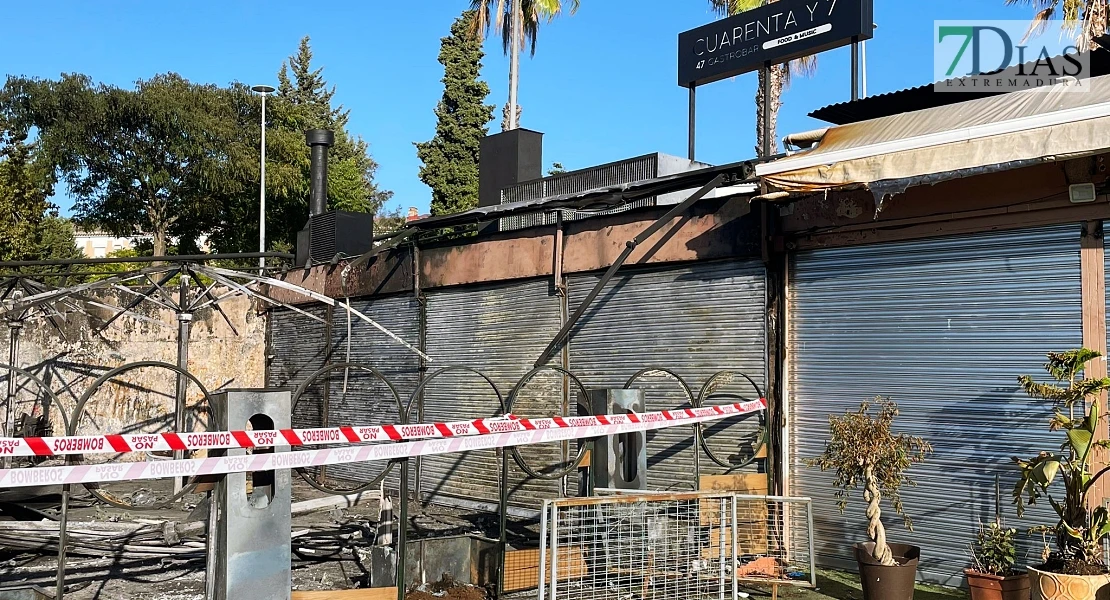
[677,0,873,88]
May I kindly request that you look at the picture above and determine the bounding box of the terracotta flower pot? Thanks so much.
[1029,564,1110,600]
[855,542,920,600]
[965,568,1030,600]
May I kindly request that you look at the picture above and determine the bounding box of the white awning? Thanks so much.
[757,75,1110,194]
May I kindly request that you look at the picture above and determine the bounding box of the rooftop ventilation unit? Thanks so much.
[498,153,711,232]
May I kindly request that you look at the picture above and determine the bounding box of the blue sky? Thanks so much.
[4,1,1038,216]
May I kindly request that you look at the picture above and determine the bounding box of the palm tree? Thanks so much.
[469,0,580,130]
[1007,0,1107,51]
[709,0,815,157]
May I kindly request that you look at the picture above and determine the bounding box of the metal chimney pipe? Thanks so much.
[305,129,335,216]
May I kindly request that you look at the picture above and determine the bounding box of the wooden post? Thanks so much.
[1081,220,1107,508]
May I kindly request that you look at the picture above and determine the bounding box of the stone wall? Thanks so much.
[2,287,266,439]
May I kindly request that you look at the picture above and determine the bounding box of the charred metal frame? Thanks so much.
[339,160,763,285]
[1,156,774,594]
[0,251,436,599]
[284,362,767,598]
[12,345,767,598]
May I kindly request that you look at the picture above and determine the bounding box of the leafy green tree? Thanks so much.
[5,73,233,256]
[0,124,80,263]
[0,135,53,260]
[374,206,408,237]
[5,39,392,258]
[37,216,82,262]
[280,37,390,214]
[416,11,495,216]
[1008,0,1107,52]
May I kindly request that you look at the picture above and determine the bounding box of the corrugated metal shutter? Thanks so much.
[788,224,1080,586]
[422,278,564,509]
[323,294,422,487]
[567,260,767,492]
[267,304,330,430]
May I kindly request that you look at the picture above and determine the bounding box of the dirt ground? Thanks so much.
[407,576,488,600]
[0,477,448,599]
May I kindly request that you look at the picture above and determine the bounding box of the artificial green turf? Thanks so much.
[737,568,969,600]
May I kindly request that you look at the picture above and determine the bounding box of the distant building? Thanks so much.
[72,230,209,257]
[406,207,429,222]
[73,231,147,258]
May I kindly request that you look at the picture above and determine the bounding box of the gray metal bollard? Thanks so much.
[589,388,647,490]
[209,389,292,600]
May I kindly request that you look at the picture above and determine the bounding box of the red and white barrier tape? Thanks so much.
[0,399,765,488]
[0,399,765,458]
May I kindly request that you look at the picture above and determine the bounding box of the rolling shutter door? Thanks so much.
[267,304,330,430]
[788,224,1080,585]
[323,294,422,486]
[422,278,564,509]
[567,260,767,492]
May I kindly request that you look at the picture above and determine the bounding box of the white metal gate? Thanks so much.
[539,492,815,600]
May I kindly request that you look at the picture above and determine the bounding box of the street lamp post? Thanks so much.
[251,84,276,273]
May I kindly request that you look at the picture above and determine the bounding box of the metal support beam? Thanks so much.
[56,481,70,599]
[851,36,860,102]
[533,174,727,367]
[498,447,508,599]
[2,320,20,469]
[555,212,570,499]
[688,86,696,161]
[553,214,565,297]
[414,249,427,506]
[412,243,421,301]
[94,269,180,335]
[174,275,192,495]
[398,459,410,600]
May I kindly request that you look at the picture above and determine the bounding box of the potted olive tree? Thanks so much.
[807,397,931,600]
[1013,349,1110,600]
[966,520,1029,600]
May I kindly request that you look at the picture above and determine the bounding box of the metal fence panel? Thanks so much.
[788,224,1079,585]
[541,492,814,600]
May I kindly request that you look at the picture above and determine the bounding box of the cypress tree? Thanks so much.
[416,11,495,216]
[261,36,391,252]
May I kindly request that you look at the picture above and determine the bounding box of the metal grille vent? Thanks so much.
[308,212,337,263]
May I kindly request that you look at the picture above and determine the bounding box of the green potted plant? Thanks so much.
[966,520,1030,600]
[807,397,932,600]
[1013,348,1110,600]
